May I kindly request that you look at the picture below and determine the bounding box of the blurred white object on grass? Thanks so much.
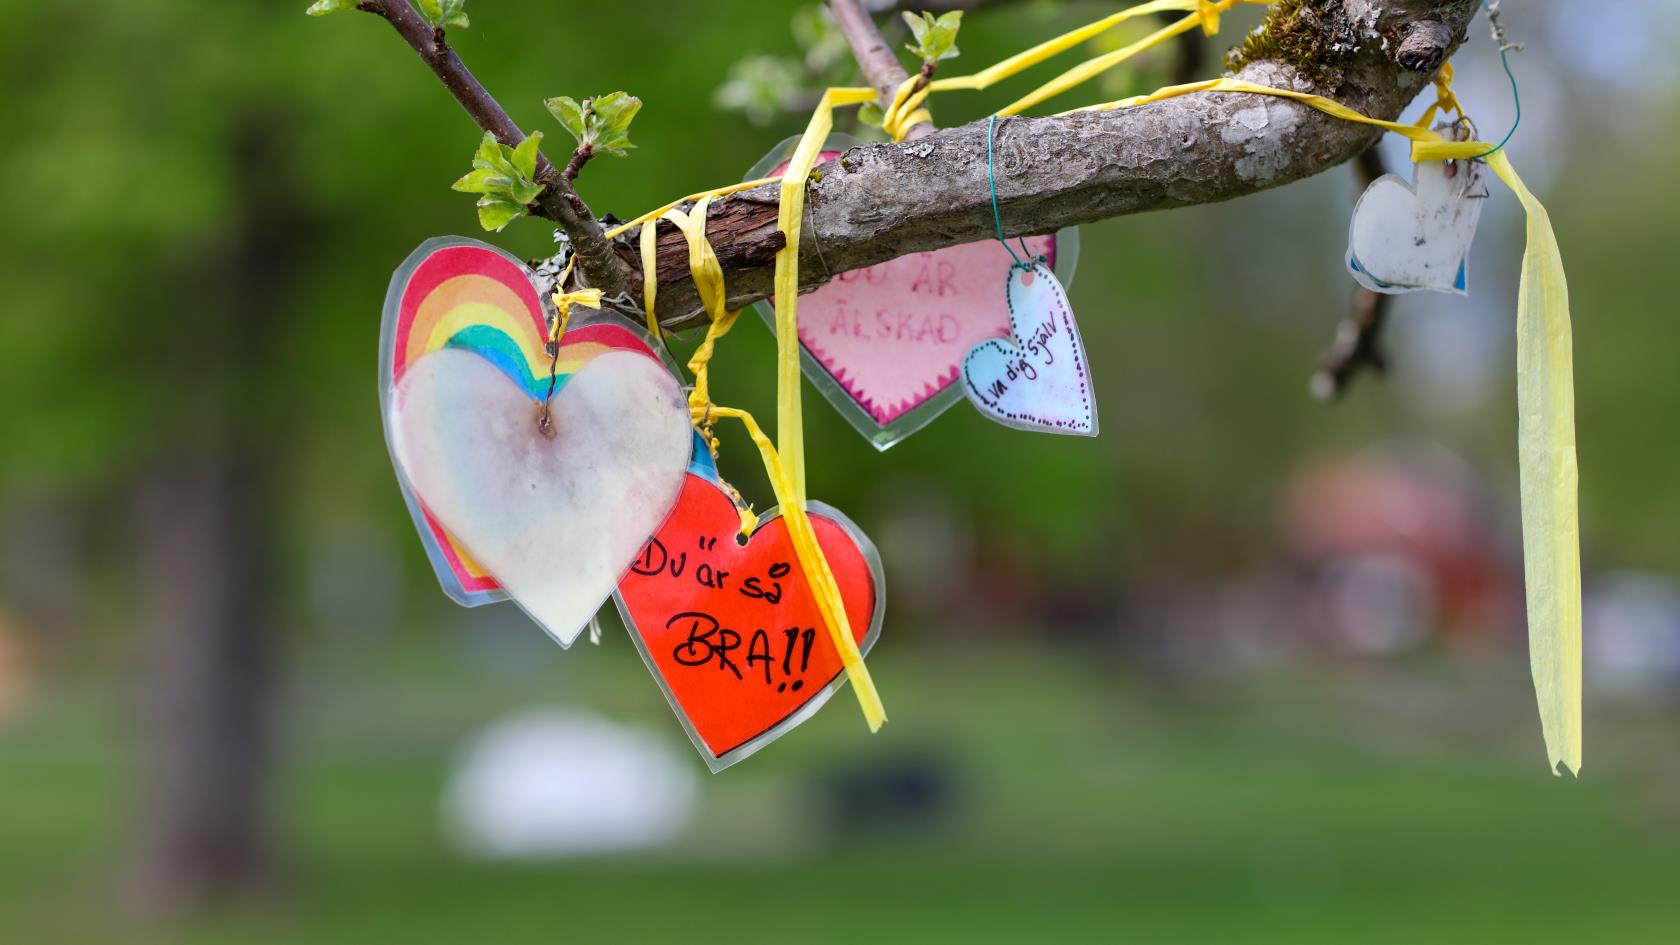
[444,708,698,859]
[1584,572,1680,700]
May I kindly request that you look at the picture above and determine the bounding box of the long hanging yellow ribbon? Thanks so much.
[1496,151,1581,777]
[1416,143,1581,776]
[640,190,887,732]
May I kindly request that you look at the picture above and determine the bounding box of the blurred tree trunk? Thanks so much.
[131,451,276,912]
[127,111,307,914]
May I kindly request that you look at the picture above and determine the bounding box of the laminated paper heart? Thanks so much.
[961,261,1098,436]
[1346,158,1487,295]
[615,471,883,771]
[381,237,692,646]
[750,141,1075,450]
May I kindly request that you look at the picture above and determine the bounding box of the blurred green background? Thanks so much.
[3,1,1680,942]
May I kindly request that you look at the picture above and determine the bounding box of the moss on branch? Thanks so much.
[1225,0,1363,90]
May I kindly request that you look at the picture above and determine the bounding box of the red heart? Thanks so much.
[615,473,882,770]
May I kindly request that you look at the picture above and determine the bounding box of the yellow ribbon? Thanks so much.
[1197,0,1223,36]
[1413,145,1581,776]
[775,87,879,501]
[882,77,933,142]
[547,256,603,346]
[877,0,1264,138]
[1494,149,1581,777]
[637,187,887,732]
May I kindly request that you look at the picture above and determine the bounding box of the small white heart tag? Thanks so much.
[390,347,691,647]
[1346,158,1487,295]
[960,261,1097,436]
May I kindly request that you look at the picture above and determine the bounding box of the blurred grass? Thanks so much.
[5,633,1679,944]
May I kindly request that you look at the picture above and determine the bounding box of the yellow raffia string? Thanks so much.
[997,1,1261,115]
[638,219,662,338]
[1415,62,1464,130]
[549,287,601,341]
[547,257,603,345]
[776,87,879,500]
[640,189,886,731]
[604,177,784,242]
[928,0,1262,95]
[881,79,933,141]
[878,0,1266,135]
[709,405,886,729]
[1197,0,1224,36]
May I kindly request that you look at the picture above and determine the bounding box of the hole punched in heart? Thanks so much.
[1441,117,1477,182]
[533,400,559,439]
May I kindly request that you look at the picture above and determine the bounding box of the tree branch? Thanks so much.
[629,1,1480,332]
[357,0,630,295]
[1311,144,1393,402]
[826,0,936,141]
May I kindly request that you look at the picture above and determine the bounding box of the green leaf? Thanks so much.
[304,0,357,15]
[439,0,469,30]
[902,11,933,46]
[471,131,506,172]
[455,130,540,229]
[450,167,504,194]
[475,195,524,232]
[857,101,884,127]
[510,131,542,180]
[903,9,961,65]
[544,96,587,142]
[591,92,641,138]
[414,0,443,27]
[546,92,639,156]
[508,180,543,207]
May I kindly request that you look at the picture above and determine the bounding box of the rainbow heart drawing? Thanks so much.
[380,237,699,644]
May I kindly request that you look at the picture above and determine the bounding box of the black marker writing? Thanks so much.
[669,611,741,679]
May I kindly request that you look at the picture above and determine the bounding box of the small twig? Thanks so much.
[1484,0,1526,54]
[826,0,936,140]
[563,144,594,183]
[562,99,598,183]
[356,0,629,295]
[1311,145,1393,403]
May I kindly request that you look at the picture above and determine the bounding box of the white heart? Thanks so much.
[961,262,1097,436]
[1346,159,1486,295]
[391,347,691,647]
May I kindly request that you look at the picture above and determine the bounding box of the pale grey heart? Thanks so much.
[1346,159,1486,295]
[391,348,691,647]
